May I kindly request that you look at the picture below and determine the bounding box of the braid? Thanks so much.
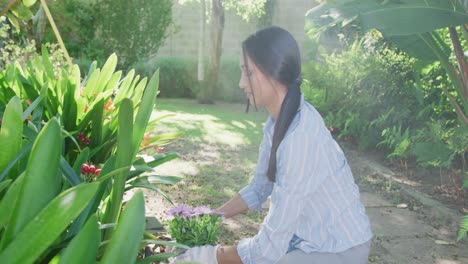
[266,79,302,182]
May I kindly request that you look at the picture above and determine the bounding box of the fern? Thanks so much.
[459,178,468,241]
[458,215,468,241]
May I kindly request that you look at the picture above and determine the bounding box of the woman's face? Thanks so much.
[239,53,277,108]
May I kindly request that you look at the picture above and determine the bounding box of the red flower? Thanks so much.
[81,163,90,174]
[88,164,96,174]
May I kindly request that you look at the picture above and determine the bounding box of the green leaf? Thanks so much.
[307,0,468,37]
[458,215,468,241]
[41,45,55,80]
[104,70,122,92]
[0,183,99,264]
[95,54,118,94]
[91,99,104,149]
[22,85,46,121]
[60,156,81,186]
[0,179,12,195]
[82,68,100,97]
[22,0,37,7]
[146,113,176,128]
[113,69,135,106]
[73,148,90,176]
[147,132,184,146]
[58,214,100,264]
[128,152,180,180]
[62,75,78,131]
[10,2,33,21]
[388,35,438,61]
[144,152,180,168]
[412,142,453,167]
[0,142,32,182]
[0,174,24,230]
[131,77,148,110]
[2,119,62,246]
[387,138,410,159]
[126,179,174,204]
[0,97,23,179]
[100,191,145,264]
[102,99,134,240]
[359,0,468,36]
[131,175,183,185]
[95,165,132,182]
[85,61,97,83]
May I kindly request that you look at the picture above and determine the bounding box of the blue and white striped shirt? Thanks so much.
[237,96,373,264]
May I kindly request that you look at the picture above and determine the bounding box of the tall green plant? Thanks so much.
[0,61,186,263]
[307,0,468,126]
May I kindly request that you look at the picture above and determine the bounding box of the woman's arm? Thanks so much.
[217,194,249,218]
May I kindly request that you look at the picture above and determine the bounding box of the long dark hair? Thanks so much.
[242,26,302,182]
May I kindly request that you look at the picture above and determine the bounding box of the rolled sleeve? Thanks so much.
[239,185,262,211]
[239,127,274,211]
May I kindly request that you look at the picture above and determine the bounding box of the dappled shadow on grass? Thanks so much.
[153,98,267,148]
[149,98,268,203]
[146,98,269,242]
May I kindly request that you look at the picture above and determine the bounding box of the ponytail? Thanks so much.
[266,79,302,182]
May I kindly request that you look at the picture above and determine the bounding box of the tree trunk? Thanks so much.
[449,26,468,99]
[197,0,206,82]
[199,0,224,104]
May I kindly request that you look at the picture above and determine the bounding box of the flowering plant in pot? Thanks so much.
[167,204,223,248]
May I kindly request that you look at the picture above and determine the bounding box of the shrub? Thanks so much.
[134,57,198,98]
[302,40,418,149]
[133,57,244,102]
[95,0,173,67]
[43,0,105,62]
[302,34,467,170]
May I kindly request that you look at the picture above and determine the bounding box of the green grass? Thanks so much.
[151,98,268,209]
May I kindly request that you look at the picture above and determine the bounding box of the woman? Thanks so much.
[173,26,373,264]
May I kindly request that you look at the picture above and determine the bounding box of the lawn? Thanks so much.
[144,98,270,244]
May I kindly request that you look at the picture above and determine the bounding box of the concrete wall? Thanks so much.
[156,0,318,60]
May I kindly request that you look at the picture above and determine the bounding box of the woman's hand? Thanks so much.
[217,195,249,218]
[170,245,219,264]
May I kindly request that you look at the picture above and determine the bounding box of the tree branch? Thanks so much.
[39,0,73,69]
[442,85,468,126]
[449,26,468,100]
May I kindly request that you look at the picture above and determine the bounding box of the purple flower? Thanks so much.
[167,204,193,217]
[167,204,225,218]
